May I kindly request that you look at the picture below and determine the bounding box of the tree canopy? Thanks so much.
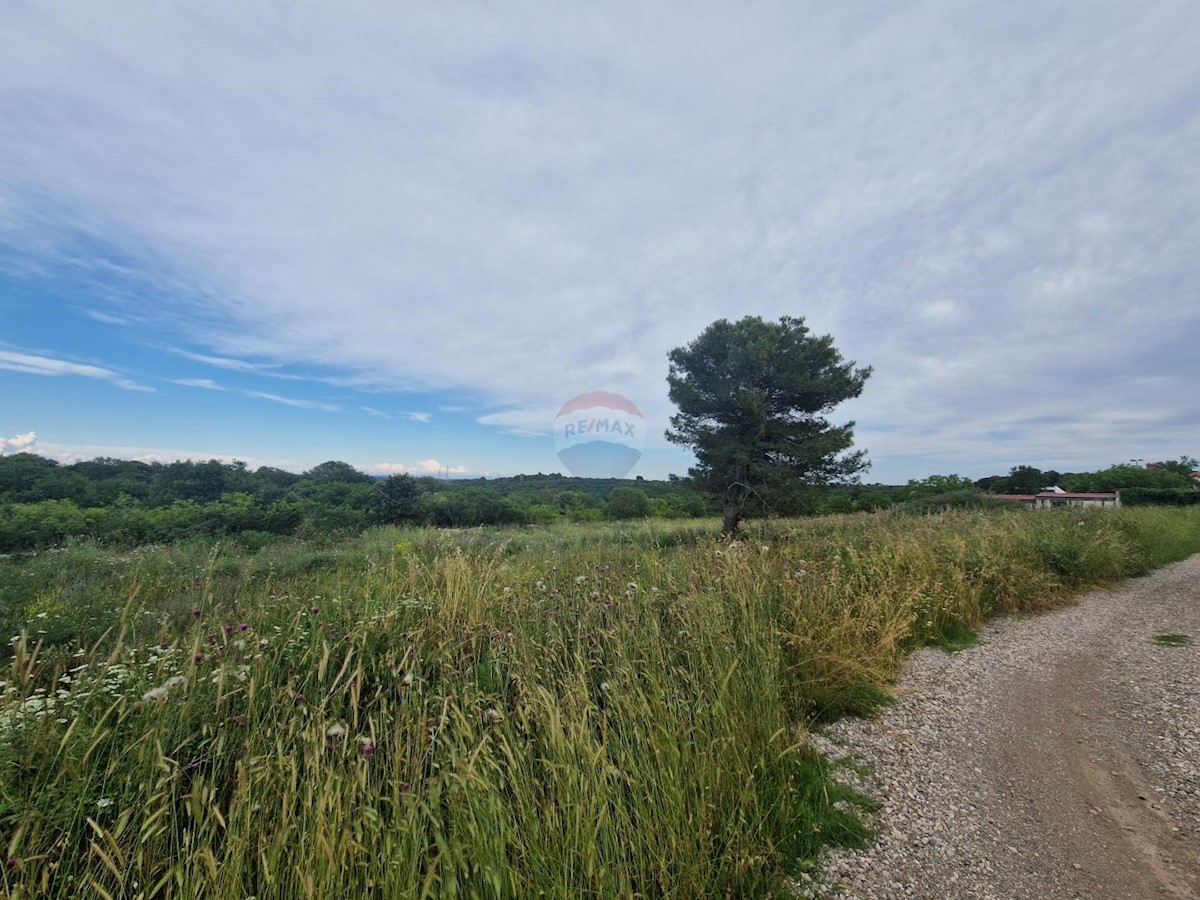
[665,315,871,533]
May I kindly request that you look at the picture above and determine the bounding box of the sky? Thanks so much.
[1,1,1198,483]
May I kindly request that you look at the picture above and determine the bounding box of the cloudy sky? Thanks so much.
[2,1,1197,482]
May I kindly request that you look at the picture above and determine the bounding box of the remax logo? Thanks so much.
[553,391,645,478]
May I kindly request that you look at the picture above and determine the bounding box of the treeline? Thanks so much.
[972,459,1198,495]
[2,453,1195,552]
[0,454,713,551]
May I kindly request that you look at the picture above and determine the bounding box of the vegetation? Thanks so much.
[0,456,712,552]
[2,450,1195,553]
[2,506,1199,897]
[1152,633,1193,647]
[666,315,871,534]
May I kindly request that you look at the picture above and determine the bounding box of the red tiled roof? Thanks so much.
[1035,491,1118,499]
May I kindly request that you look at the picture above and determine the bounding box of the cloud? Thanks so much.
[361,406,391,419]
[370,459,469,476]
[82,309,132,326]
[1,3,1197,479]
[401,412,431,423]
[171,377,223,390]
[34,440,283,470]
[0,350,153,392]
[243,391,340,413]
[170,349,280,374]
[476,406,557,438]
[0,431,37,455]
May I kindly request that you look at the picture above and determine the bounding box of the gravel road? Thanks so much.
[806,554,1200,899]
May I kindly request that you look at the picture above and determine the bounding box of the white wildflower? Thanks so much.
[574,575,588,585]
[96,798,113,809]
[484,708,504,725]
[141,686,169,702]
[400,672,414,688]
[326,722,348,739]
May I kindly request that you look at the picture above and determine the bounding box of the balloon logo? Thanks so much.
[554,391,645,478]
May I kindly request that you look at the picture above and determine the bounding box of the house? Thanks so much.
[990,487,1121,509]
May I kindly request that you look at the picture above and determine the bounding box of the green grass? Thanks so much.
[927,621,982,653]
[1152,633,1193,647]
[1,506,1198,897]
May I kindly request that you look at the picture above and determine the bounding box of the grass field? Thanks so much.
[3,507,1198,898]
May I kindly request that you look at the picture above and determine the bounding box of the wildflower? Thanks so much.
[502,587,512,595]
[142,686,170,702]
[400,672,414,688]
[96,798,113,809]
[327,722,347,739]
[239,623,249,631]
[160,642,170,650]
[310,605,320,614]
[574,575,588,585]
[193,608,202,618]
[193,654,205,663]
[294,693,305,705]
[164,675,187,689]
[259,638,269,650]
[232,640,246,652]
[6,857,17,869]
[599,681,611,694]
[484,708,504,725]
[626,582,639,592]
[359,736,375,757]
[223,624,234,635]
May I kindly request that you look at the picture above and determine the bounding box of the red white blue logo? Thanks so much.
[553,391,645,478]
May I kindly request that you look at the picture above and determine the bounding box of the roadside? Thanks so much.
[807,554,1200,899]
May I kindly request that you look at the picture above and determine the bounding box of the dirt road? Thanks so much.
[810,555,1200,899]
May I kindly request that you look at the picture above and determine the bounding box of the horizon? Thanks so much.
[3,3,1197,483]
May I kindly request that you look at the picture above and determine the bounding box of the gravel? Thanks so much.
[802,554,1200,899]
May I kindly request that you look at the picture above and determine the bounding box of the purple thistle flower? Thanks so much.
[193,608,202,618]
[5,857,16,869]
[239,623,249,631]
[310,605,320,614]
[223,624,234,635]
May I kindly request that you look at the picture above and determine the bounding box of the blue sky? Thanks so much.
[2,1,1198,482]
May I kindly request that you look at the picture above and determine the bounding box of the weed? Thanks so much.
[1152,633,1193,647]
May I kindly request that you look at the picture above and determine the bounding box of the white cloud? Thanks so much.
[0,430,37,455]
[369,459,469,476]
[0,350,153,392]
[171,377,223,390]
[243,391,340,413]
[401,412,431,423]
[361,406,391,419]
[34,440,284,470]
[82,309,132,326]
[476,406,557,438]
[1,3,1198,478]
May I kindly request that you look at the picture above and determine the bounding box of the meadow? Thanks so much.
[2,507,1198,898]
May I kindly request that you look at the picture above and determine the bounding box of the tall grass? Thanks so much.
[2,507,1197,897]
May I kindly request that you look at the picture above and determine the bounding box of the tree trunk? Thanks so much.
[722,494,741,535]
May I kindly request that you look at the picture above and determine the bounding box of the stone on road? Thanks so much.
[810,554,1200,899]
